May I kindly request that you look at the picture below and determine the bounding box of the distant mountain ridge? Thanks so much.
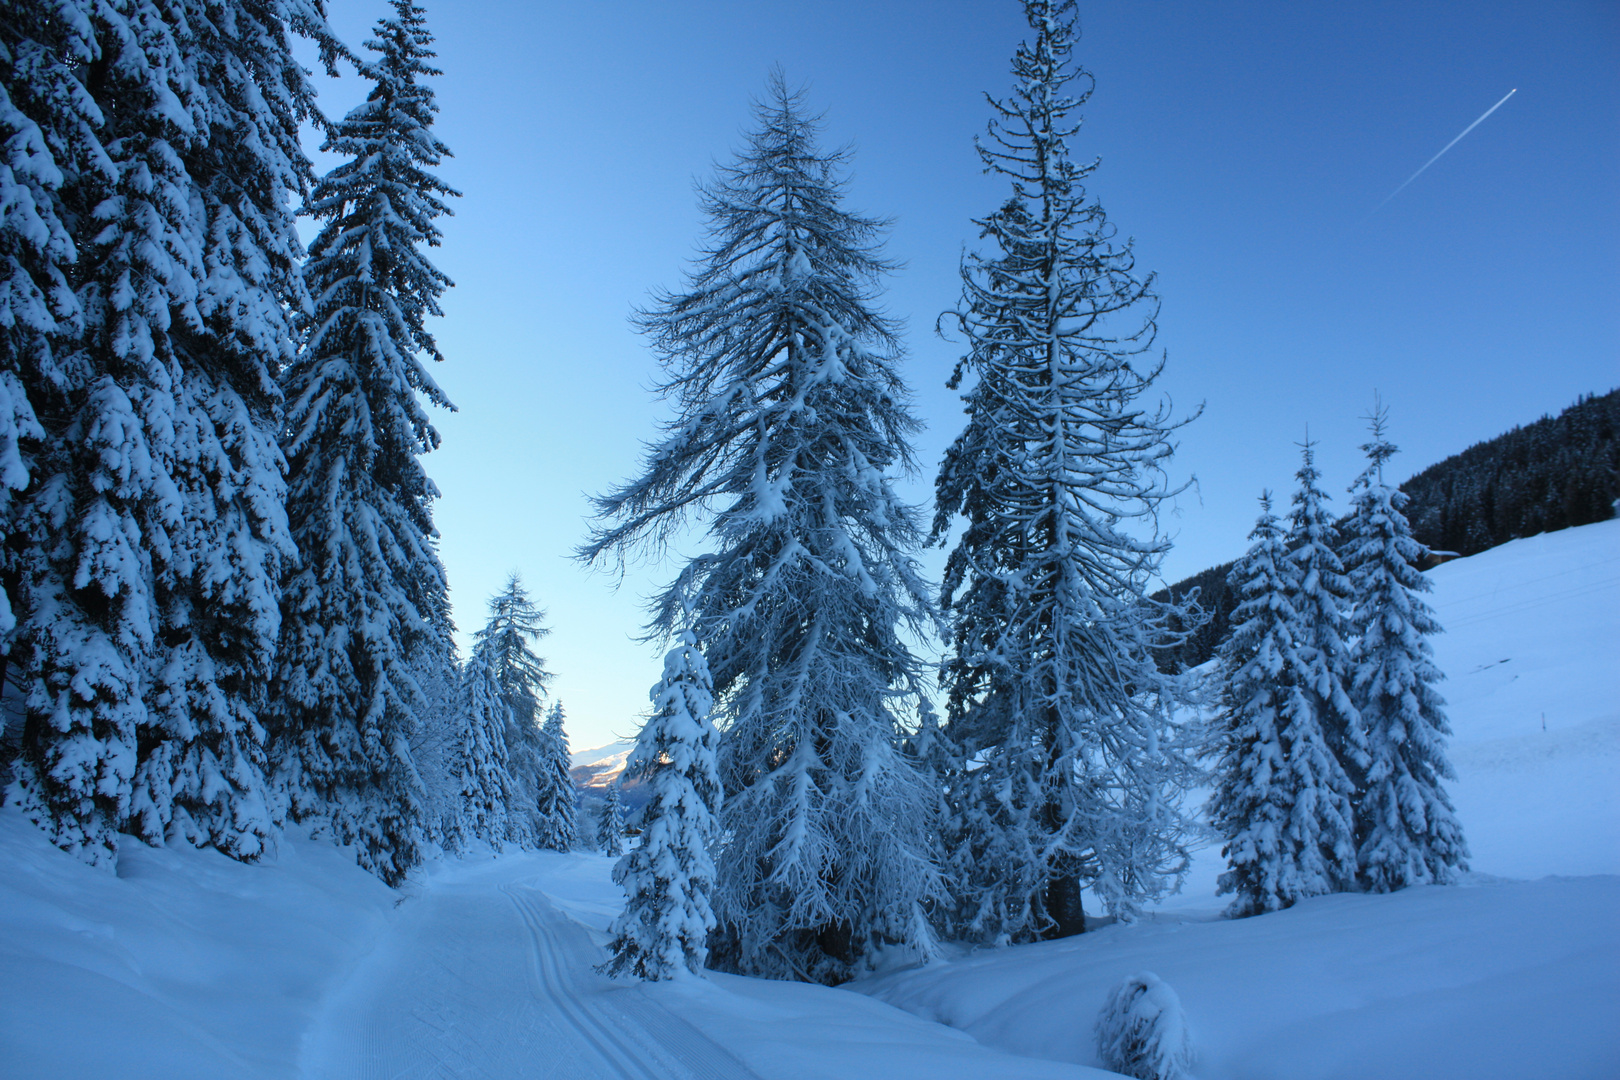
[1154,388,1619,672]
[569,740,633,791]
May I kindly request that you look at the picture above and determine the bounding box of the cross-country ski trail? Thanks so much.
[297,852,1112,1080]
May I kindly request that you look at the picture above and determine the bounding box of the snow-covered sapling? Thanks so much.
[601,632,723,980]
[600,783,626,858]
[1094,971,1195,1080]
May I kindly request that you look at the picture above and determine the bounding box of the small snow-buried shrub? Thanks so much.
[1094,971,1195,1080]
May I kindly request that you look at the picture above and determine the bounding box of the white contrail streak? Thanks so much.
[1367,88,1518,217]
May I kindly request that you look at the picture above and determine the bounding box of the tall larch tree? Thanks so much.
[1209,494,1356,916]
[932,0,1199,941]
[583,74,941,984]
[270,0,456,885]
[1341,406,1467,890]
[602,631,723,981]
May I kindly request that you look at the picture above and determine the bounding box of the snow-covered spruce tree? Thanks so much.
[1341,407,1467,890]
[436,627,510,850]
[932,0,1198,940]
[1208,494,1356,916]
[2,0,164,864]
[410,631,471,850]
[8,0,336,864]
[600,781,625,857]
[535,699,576,851]
[269,0,456,884]
[466,574,551,848]
[582,74,942,984]
[0,0,102,643]
[601,631,723,980]
[1285,436,1366,895]
[409,543,466,849]
[128,0,342,863]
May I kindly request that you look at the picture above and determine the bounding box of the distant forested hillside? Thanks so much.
[1155,388,1619,672]
[1402,389,1619,556]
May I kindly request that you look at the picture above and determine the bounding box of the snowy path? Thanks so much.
[300,860,758,1080]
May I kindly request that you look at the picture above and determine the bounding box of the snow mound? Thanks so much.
[1094,971,1194,1080]
[862,876,1620,1080]
[0,812,396,1079]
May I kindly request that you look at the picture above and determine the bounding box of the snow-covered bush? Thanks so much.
[1094,971,1194,1080]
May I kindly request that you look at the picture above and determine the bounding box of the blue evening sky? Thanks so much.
[304,1,1617,751]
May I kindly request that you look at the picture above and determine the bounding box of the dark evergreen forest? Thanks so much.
[1154,388,1619,672]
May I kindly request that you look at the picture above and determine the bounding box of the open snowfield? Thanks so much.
[2,520,1616,1078]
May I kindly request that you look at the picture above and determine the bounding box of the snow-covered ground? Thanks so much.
[0,821,1110,1079]
[861,518,1620,1079]
[2,520,1616,1078]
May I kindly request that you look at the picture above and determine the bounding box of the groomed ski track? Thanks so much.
[299,856,759,1080]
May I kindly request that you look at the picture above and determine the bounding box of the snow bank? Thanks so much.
[863,876,1620,1079]
[0,812,395,1079]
